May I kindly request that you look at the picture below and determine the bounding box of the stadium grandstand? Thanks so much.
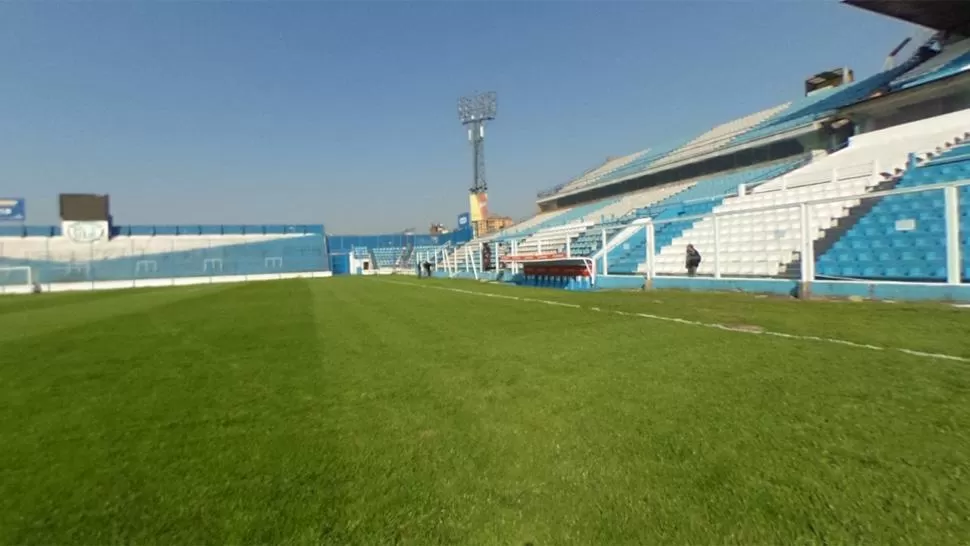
[406,0,970,301]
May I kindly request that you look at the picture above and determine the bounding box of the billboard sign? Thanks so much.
[0,198,25,222]
[468,193,489,222]
[501,252,567,262]
[457,212,471,230]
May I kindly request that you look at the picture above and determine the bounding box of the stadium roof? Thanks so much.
[843,0,970,36]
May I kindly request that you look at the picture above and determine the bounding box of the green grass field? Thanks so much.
[2,277,969,545]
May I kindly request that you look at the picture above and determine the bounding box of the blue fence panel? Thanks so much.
[24,226,55,237]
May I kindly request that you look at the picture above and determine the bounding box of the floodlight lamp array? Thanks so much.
[458,92,497,124]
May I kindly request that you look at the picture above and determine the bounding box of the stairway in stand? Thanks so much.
[400,241,415,268]
[783,174,900,278]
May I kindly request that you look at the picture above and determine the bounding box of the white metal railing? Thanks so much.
[763,160,880,194]
[528,221,593,235]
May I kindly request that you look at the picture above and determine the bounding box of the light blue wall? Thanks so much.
[329,253,352,275]
[425,270,970,302]
[652,277,799,296]
[810,281,970,301]
[596,275,646,290]
[0,235,329,286]
[632,277,970,302]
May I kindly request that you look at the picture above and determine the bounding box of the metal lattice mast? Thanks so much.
[458,92,497,193]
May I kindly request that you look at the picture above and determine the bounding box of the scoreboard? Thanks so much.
[59,193,110,221]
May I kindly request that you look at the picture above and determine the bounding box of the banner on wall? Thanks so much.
[502,252,566,262]
[62,221,110,244]
[0,198,25,222]
[457,213,471,231]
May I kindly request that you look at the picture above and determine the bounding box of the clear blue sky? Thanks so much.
[1,1,915,233]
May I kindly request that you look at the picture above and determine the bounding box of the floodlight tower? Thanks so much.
[458,92,497,194]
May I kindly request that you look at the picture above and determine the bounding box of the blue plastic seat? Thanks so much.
[817,263,836,276]
[839,265,860,277]
[882,264,903,278]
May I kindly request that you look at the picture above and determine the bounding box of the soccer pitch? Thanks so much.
[2,277,969,545]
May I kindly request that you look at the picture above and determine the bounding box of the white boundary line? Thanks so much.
[382,280,970,363]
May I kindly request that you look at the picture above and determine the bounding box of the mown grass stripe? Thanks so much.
[383,279,969,363]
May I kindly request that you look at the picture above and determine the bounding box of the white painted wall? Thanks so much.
[0,271,334,296]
